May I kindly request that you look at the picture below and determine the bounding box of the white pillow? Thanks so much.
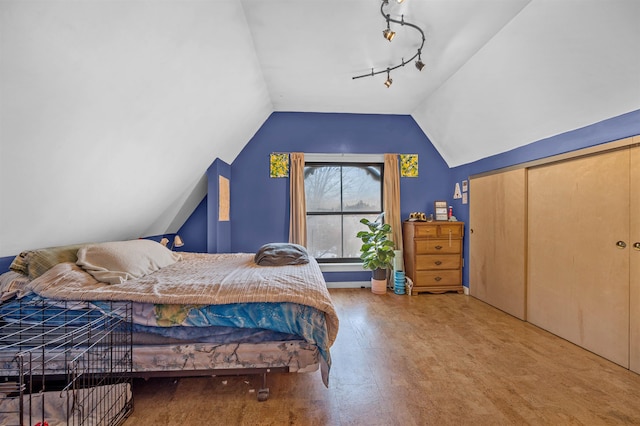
[77,240,182,284]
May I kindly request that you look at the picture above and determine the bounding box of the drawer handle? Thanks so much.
[435,261,442,265]
[634,242,640,251]
[435,245,443,250]
[434,276,442,282]
[616,241,627,249]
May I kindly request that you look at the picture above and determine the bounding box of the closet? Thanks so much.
[528,148,633,368]
[469,137,639,373]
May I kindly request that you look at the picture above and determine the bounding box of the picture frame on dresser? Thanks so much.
[434,200,448,221]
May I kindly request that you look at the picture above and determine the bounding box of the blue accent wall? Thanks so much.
[169,109,640,287]
[0,256,13,273]
[206,159,232,253]
[177,196,208,253]
[230,112,451,254]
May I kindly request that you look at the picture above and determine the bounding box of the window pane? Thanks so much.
[304,161,383,262]
[343,166,382,212]
[343,214,380,258]
[304,166,341,212]
[307,215,342,259]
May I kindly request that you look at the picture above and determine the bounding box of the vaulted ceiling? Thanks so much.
[1,0,639,256]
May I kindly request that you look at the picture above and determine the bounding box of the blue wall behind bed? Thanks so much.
[228,112,451,252]
[0,257,13,273]
[177,112,452,282]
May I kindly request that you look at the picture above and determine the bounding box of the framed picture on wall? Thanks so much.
[434,200,448,221]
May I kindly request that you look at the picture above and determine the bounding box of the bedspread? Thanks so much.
[27,253,337,342]
[21,252,338,384]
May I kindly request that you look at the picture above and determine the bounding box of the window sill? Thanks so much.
[318,262,365,273]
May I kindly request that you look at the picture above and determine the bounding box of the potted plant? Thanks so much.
[356,218,395,294]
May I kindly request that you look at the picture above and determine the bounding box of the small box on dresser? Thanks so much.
[402,221,464,295]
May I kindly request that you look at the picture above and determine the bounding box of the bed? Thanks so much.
[0,240,339,406]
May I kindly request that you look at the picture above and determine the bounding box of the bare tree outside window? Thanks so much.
[305,164,383,261]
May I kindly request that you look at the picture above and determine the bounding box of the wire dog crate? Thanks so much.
[0,297,133,425]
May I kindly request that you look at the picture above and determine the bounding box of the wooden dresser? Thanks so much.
[402,221,464,295]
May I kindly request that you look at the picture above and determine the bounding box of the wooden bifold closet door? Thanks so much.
[527,149,631,368]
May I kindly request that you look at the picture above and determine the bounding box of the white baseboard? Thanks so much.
[326,281,370,289]
[328,281,471,294]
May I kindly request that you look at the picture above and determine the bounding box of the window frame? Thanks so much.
[304,158,384,263]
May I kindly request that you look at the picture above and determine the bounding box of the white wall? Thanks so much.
[412,0,640,167]
[0,0,272,256]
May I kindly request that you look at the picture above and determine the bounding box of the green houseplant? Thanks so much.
[356,217,396,281]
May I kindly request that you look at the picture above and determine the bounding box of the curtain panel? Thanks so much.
[384,154,403,255]
[289,152,307,246]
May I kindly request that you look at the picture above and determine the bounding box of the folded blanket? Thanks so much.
[254,243,309,266]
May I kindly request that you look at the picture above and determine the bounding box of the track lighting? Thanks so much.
[353,0,426,86]
[384,71,393,88]
[415,53,425,71]
[383,22,395,41]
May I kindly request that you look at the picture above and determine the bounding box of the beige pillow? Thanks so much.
[10,243,85,279]
[76,240,182,284]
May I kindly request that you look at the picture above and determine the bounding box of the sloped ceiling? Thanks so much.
[1,0,639,256]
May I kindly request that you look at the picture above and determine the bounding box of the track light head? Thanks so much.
[383,27,395,41]
[383,19,395,41]
[384,71,393,88]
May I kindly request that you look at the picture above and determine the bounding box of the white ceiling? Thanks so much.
[1,0,639,256]
[242,0,640,165]
[242,0,531,114]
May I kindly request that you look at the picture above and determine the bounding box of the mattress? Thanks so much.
[1,251,338,386]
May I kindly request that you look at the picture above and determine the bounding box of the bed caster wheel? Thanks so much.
[257,388,269,402]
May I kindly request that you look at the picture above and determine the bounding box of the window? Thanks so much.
[305,161,383,262]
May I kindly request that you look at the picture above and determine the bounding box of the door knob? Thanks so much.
[616,241,627,249]
[634,242,640,251]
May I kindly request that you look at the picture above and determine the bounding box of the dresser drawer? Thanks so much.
[414,226,439,238]
[415,254,460,270]
[415,239,461,254]
[438,223,463,238]
[415,270,461,286]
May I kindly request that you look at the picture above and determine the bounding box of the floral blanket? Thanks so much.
[16,253,339,385]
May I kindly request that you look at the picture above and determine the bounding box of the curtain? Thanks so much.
[289,152,307,246]
[384,153,403,256]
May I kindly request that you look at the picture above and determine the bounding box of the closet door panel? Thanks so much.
[630,145,640,373]
[528,150,630,367]
[469,169,526,320]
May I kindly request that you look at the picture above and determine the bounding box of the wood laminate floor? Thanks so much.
[124,288,640,425]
